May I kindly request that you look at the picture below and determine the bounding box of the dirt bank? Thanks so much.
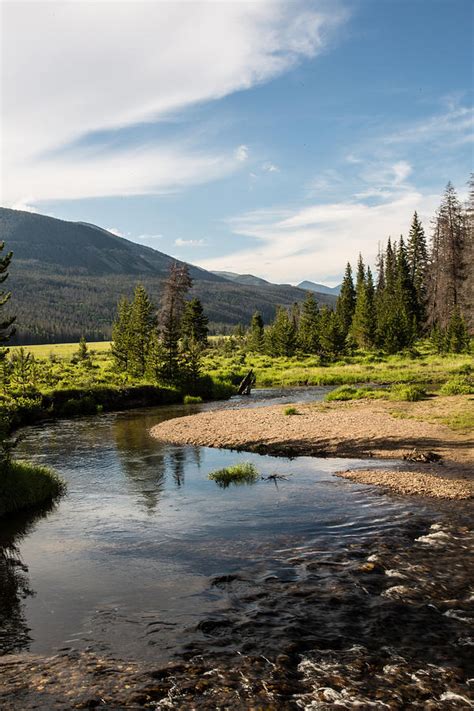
[151,395,473,499]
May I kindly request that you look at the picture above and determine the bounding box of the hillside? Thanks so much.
[298,280,341,296]
[0,208,336,343]
[212,271,271,287]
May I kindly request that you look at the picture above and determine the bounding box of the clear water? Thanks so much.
[0,388,472,707]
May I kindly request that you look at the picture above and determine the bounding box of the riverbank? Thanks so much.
[0,460,66,517]
[151,394,473,499]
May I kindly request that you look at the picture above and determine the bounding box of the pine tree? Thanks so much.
[247,311,265,353]
[297,292,320,353]
[445,307,469,353]
[266,307,296,357]
[181,298,209,348]
[463,174,474,332]
[111,297,132,372]
[128,285,154,377]
[351,262,376,350]
[319,306,345,359]
[11,347,34,394]
[395,236,417,346]
[335,262,356,339]
[0,241,15,367]
[158,262,193,384]
[407,212,428,331]
[428,182,467,330]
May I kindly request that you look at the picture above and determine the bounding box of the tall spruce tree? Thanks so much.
[158,262,193,384]
[319,306,345,359]
[266,307,296,357]
[0,241,15,362]
[247,311,265,353]
[335,262,356,339]
[111,297,132,372]
[427,182,467,330]
[128,284,155,377]
[407,212,428,332]
[297,292,320,354]
[351,261,376,349]
[395,236,417,346]
[463,174,474,332]
[181,297,209,348]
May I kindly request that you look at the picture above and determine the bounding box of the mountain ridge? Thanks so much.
[0,208,336,344]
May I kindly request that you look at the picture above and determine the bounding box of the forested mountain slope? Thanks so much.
[0,208,335,343]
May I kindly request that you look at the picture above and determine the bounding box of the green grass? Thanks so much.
[388,384,427,401]
[440,410,474,432]
[183,394,203,404]
[439,375,474,396]
[325,385,384,402]
[0,460,66,517]
[283,406,299,415]
[208,462,259,487]
[9,341,112,358]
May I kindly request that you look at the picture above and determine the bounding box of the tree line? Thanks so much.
[111,263,209,387]
[244,178,472,358]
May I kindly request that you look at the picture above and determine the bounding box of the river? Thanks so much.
[0,388,472,708]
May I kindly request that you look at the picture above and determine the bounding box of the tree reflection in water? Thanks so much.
[0,504,56,654]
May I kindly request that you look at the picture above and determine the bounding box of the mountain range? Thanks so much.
[0,208,337,344]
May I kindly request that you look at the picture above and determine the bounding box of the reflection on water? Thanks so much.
[1,388,472,706]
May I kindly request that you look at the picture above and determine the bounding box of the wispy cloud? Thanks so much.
[1,1,346,205]
[175,238,207,248]
[235,145,250,162]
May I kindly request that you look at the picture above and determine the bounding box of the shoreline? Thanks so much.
[151,395,473,500]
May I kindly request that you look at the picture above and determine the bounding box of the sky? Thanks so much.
[1,0,472,286]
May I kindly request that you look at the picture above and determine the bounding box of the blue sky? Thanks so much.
[2,0,472,285]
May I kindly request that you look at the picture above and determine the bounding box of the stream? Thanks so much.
[0,387,473,708]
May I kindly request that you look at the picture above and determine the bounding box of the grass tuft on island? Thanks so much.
[208,462,259,487]
[0,460,66,517]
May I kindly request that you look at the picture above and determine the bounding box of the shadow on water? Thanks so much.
[0,502,58,653]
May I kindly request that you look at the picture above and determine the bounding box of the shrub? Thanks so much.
[439,376,474,396]
[284,406,298,415]
[183,394,203,404]
[209,462,259,487]
[325,385,382,401]
[389,384,427,401]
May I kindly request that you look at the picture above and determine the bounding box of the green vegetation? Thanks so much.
[208,462,259,487]
[439,376,474,396]
[284,406,299,415]
[0,460,66,517]
[183,395,203,404]
[325,385,383,401]
[388,384,427,402]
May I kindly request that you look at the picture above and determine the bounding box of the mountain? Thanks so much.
[212,271,271,287]
[0,208,336,344]
[297,280,341,296]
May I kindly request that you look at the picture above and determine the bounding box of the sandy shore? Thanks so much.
[151,395,473,499]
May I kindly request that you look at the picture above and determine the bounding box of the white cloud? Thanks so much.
[107,227,127,238]
[235,145,250,162]
[175,238,207,248]
[262,162,280,173]
[198,190,440,283]
[1,1,345,204]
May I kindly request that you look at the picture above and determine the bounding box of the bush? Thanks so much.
[183,394,203,404]
[439,376,474,396]
[0,460,66,516]
[208,462,259,487]
[284,406,298,415]
[389,384,427,401]
[325,385,382,402]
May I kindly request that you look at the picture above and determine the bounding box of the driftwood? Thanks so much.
[402,449,442,463]
[238,369,256,396]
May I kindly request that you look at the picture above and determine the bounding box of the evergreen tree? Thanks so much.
[128,285,154,377]
[247,311,265,353]
[266,307,296,357]
[427,182,467,330]
[0,241,15,367]
[11,348,34,394]
[445,307,470,353]
[181,297,209,348]
[463,174,474,332]
[319,306,345,359]
[351,262,376,349]
[297,292,320,353]
[407,212,428,331]
[158,262,193,384]
[335,262,356,339]
[111,297,132,372]
[395,236,417,346]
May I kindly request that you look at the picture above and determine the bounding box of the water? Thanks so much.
[0,388,473,707]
